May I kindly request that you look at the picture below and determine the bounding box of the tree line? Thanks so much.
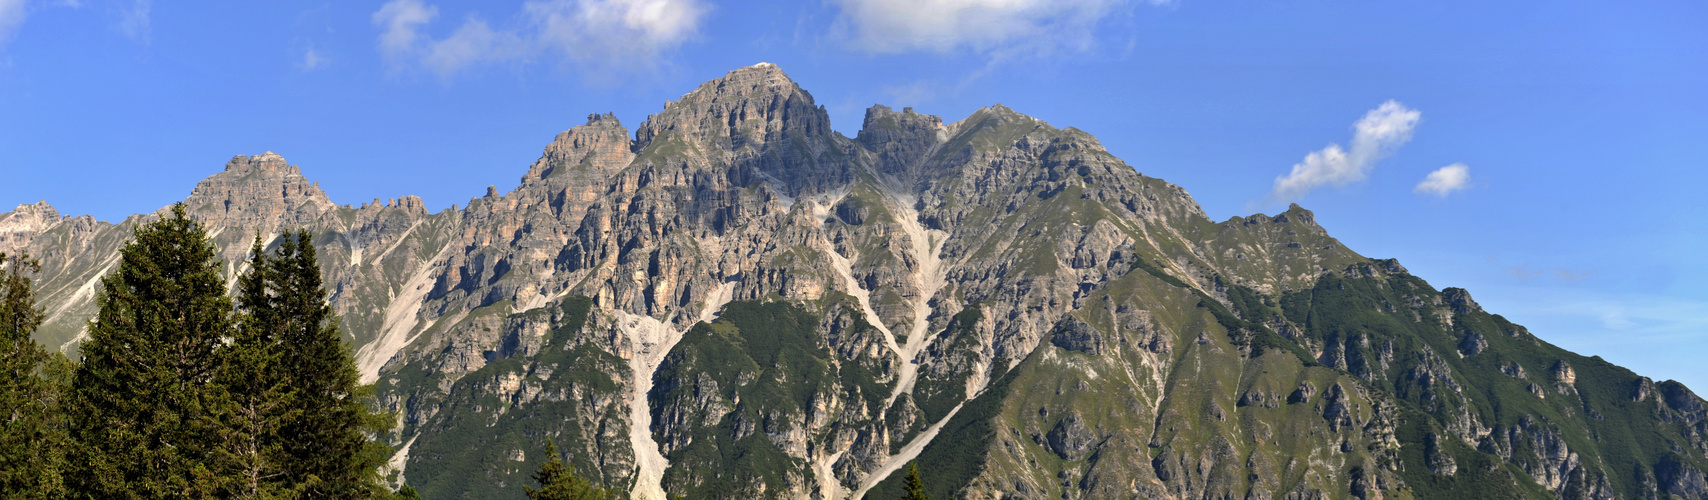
[1,204,929,499]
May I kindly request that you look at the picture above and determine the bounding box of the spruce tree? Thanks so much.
[392,484,422,500]
[258,230,392,498]
[203,236,300,499]
[68,204,232,498]
[0,252,66,498]
[903,461,928,500]
[524,439,611,500]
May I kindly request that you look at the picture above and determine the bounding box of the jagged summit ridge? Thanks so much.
[632,64,837,194]
[7,64,1706,500]
[521,112,634,186]
[637,62,828,147]
[222,151,288,171]
[187,151,335,234]
[0,200,64,257]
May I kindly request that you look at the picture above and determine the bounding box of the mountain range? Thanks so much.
[3,63,1704,500]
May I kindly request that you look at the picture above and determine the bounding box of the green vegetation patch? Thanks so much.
[866,350,1025,500]
[912,304,984,422]
[1395,407,1551,500]
[408,296,630,500]
[653,300,891,499]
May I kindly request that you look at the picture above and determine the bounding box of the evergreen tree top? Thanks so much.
[904,462,928,500]
[526,439,612,500]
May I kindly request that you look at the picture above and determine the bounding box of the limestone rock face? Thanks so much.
[1442,287,1483,314]
[1045,412,1096,460]
[858,105,945,179]
[1459,331,1487,356]
[187,152,336,232]
[632,62,846,196]
[0,201,62,256]
[525,113,635,185]
[14,63,1708,500]
[1049,317,1105,355]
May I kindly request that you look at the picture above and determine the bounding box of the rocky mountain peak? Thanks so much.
[224,151,291,173]
[632,62,831,157]
[0,200,64,256]
[187,152,335,231]
[584,111,621,127]
[521,112,635,185]
[3,200,61,224]
[1443,287,1483,314]
[858,105,947,178]
[953,103,1036,128]
[1275,203,1322,227]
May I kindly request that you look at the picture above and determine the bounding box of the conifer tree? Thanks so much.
[0,252,67,498]
[68,204,232,498]
[903,461,928,500]
[255,230,392,498]
[525,439,611,500]
[392,484,422,500]
[203,236,300,499]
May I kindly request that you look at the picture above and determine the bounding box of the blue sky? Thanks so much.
[2,0,1704,390]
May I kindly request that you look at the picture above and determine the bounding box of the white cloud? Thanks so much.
[116,0,148,42]
[528,0,704,66]
[299,47,328,71]
[1266,100,1421,204]
[831,0,1133,55]
[1414,162,1470,196]
[422,17,525,75]
[373,0,437,59]
[0,0,28,48]
[372,0,705,77]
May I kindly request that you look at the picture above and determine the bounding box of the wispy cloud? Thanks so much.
[423,16,525,75]
[527,0,705,67]
[829,0,1140,56]
[374,0,437,60]
[1514,289,1708,344]
[0,0,29,49]
[116,0,148,42]
[1508,267,1542,280]
[372,0,706,78]
[1415,162,1470,196]
[1474,282,1708,391]
[299,47,328,71]
[1265,100,1421,204]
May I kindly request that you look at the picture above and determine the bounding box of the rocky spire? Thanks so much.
[0,201,64,257]
[186,152,335,230]
[633,62,833,157]
[857,105,947,180]
[521,113,635,186]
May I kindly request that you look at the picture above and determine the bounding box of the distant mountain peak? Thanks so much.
[635,61,829,155]
[584,112,621,127]
[520,113,635,186]
[190,151,334,233]
[0,200,65,257]
[224,151,290,173]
